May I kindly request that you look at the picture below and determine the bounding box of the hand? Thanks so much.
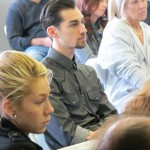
[86,131,97,140]
[42,37,52,47]
[30,37,52,47]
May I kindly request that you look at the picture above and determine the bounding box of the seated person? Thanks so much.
[0,51,54,150]
[95,116,150,150]
[40,0,117,149]
[6,0,51,61]
[97,0,150,113]
[75,0,108,63]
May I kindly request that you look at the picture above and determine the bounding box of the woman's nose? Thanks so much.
[45,99,54,115]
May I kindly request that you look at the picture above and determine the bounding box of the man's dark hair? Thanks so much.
[40,0,75,32]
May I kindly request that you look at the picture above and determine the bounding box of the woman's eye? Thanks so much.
[37,99,45,104]
[131,0,138,3]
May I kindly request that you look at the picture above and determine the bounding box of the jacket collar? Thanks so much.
[47,47,77,71]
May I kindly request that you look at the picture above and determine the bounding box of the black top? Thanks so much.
[0,117,43,150]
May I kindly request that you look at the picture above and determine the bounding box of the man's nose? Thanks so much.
[79,23,87,34]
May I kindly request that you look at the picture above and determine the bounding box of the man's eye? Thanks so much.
[70,23,78,27]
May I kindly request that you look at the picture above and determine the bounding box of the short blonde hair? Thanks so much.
[125,80,150,114]
[108,0,126,21]
[0,51,52,109]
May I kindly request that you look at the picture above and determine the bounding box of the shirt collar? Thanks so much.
[47,47,77,70]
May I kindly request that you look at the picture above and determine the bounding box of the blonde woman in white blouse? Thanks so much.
[98,0,150,113]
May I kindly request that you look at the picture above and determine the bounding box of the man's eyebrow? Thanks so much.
[37,94,48,97]
[68,20,79,24]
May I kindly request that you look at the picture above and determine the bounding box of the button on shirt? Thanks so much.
[42,47,116,149]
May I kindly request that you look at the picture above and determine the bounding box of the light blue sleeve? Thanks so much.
[71,126,89,145]
[75,43,96,64]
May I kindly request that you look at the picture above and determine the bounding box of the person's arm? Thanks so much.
[46,79,93,147]
[6,3,50,51]
[98,20,149,89]
[30,37,52,47]
[6,6,33,51]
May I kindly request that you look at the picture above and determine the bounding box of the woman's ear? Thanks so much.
[2,100,13,118]
[47,26,58,38]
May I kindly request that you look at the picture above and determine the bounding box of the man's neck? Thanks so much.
[52,42,75,60]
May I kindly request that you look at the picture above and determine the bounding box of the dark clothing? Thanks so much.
[144,0,150,25]
[6,0,48,51]
[0,117,42,150]
[42,47,116,149]
[86,19,104,55]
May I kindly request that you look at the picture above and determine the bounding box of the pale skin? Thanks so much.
[86,131,97,140]
[30,0,41,3]
[90,0,108,24]
[3,76,54,134]
[125,0,147,28]
[47,8,87,59]
[30,37,52,47]
[47,7,96,140]
[124,0,147,44]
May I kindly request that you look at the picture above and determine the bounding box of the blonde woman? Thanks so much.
[0,51,54,150]
[98,0,150,113]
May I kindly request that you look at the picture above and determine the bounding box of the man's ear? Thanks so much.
[2,100,13,118]
[47,26,58,38]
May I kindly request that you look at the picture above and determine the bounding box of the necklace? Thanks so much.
[124,20,144,45]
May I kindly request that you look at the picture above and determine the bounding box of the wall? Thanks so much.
[0,0,14,51]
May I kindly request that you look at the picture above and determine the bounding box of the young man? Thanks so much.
[40,0,116,149]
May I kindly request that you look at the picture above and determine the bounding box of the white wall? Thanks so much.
[0,0,14,52]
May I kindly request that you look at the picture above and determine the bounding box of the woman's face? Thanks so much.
[125,0,147,22]
[91,0,108,18]
[13,76,54,134]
